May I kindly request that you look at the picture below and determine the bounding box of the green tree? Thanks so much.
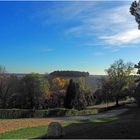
[72,82,87,110]
[64,79,76,109]
[105,59,134,106]
[64,78,88,110]
[19,73,50,109]
[134,61,140,106]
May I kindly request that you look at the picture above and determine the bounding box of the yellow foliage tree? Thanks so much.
[52,77,66,90]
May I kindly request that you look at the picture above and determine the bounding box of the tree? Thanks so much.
[0,66,18,108]
[105,59,134,106]
[51,77,66,91]
[134,61,140,106]
[19,73,50,109]
[64,78,88,110]
[71,82,87,110]
[64,79,76,109]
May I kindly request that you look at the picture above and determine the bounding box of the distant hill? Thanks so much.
[50,70,89,77]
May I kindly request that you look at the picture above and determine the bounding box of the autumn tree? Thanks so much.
[51,77,66,90]
[105,59,134,106]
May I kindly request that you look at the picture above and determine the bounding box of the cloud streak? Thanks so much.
[100,29,140,45]
[66,3,140,48]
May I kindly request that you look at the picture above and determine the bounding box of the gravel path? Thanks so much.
[55,108,129,121]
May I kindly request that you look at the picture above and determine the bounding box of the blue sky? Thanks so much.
[0,1,140,75]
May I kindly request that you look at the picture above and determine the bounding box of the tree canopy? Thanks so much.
[105,59,134,106]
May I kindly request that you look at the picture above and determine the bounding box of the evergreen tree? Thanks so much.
[64,79,76,109]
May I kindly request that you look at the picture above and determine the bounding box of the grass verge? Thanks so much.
[0,125,48,139]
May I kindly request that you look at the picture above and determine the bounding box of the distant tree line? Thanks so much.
[0,67,93,110]
[50,70,89,77]
[0,59,140,111]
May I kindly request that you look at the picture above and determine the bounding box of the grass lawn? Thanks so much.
[0,125,48,139]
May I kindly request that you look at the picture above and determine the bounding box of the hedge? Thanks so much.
[0,108,107,119]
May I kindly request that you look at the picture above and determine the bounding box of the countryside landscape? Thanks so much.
[0,0,140,139]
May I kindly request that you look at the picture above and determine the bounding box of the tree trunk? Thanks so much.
[116,98,119,106]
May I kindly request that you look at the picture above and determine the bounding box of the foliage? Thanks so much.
[64,78,91,110]
[44,90,65,108]
[18,73,50,109]
[0,66,19,109]
[71,83,87,110]
[64,79,76,109]
[134,61,140,106]
[51,77,66,90]
[105,59,134,106]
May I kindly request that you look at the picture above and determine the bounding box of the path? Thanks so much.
[55,108,129,121]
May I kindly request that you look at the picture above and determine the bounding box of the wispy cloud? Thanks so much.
[35,1,97,25]
[66,3,140,48]
[34,1,139,51]
[100,29,140,45]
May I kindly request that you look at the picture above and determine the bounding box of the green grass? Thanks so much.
[89,117,118,123]
[0,125,48,139]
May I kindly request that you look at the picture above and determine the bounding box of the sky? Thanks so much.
[0,1,140,75]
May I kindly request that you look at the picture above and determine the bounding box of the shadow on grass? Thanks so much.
[37,117,119,139]
[37,108,140,139]
[61,117,140,139]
